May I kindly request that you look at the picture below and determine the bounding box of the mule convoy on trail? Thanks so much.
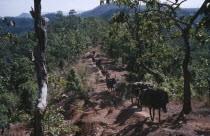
[129,82,169,122]
[91,51,169,122]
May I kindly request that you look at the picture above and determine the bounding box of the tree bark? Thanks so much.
[178,0,207,114]
[207,78,210,101]
[30,0,49,135]
[182,28,192,114]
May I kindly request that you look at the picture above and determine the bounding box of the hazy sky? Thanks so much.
[0,0,205,17]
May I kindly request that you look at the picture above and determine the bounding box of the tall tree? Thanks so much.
[146,0,209,114]
[101,0,209,114]
[30,0,49,135]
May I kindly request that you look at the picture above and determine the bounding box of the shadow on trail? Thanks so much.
[192,109,210,117]
[105,64,126,72]
[195,130,210,136]
[82,54,92,59]
[115,104,140,126]
[95,54,106,58]
[115,107,193,136]
[95,91,124,109]
[116,118,161,136]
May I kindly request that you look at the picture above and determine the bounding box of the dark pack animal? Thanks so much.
[91,56,95,62]
[98,65,105,70]
[92,51,96,56]
[106,76,117,91]
[139,88,169,122]
[98,65,109,76]
[96,59,102,67]
[101,69,109,76]
[129,82,153,105]
[114,83,121,93]
[114,82,126,96]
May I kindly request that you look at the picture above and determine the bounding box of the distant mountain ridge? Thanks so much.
[16,13,32,18]
[15,10,85,19]
[78,3,143,19]
[11,4,200,20]
[79,3,123,18]
[0,3,200,35]
[79,3,199,19]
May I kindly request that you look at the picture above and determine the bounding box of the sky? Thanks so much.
[0,0,205,17]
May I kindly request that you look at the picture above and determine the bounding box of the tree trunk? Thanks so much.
[30,0,49,135]
[207,78,210,101]
[179,0,208,115]
[182,28,192,114]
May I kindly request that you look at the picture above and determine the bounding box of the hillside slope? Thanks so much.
[1,47,210,136]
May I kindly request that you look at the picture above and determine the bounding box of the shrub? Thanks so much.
[74,64,92,88]
[44,105,80,136]
[65,68,88,100]
[45,74,80,135]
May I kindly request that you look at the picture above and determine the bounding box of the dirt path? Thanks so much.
[69,48,210,136]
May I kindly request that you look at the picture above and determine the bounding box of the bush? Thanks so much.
[65,68,88,100]
[44,105,80,136]
[45,74,80,135]
[74,64,92,88]
[0,92,20,126]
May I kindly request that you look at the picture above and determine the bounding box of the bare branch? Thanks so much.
[30,7,35,19]
[189,0,208,26]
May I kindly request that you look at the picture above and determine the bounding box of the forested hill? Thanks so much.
[78,3,131,18]
[79,3,199,19]
[16,13,32,18]
[0,13,57,34]
[0,3,200,35]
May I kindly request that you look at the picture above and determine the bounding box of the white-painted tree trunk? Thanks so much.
[37,82,48,111]
[30,0,49,135]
